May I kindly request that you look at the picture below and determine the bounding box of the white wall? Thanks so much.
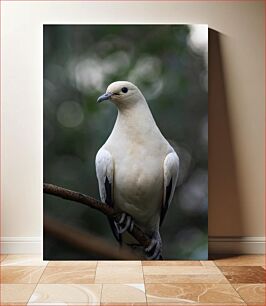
[1,1,265,253]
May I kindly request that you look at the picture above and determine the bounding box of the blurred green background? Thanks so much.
[44,25,208,260]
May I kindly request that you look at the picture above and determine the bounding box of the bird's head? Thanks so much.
[97,81,144,108]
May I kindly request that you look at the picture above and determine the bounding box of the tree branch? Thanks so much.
[43,183,151,250]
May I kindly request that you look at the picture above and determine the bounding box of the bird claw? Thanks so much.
[145,231,162,260]
[115,212,134,234]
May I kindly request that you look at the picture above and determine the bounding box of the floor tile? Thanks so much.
[145,283,245,304]
[1,266,45,284]
[101,304,146,306]
[143,265,228,283]
[233,284,266,303]
[213,255,265,266]
[39,267,95,284]
[1,254,48,267]
[0,254,8,261]
[142,260,201,266]
[147,302,246,306]
[28,284,102,305]
[0,284,36,303]
[200,260,217,266]
[1,304,27,306]
[219,266,265,283]
[95,264,143,283]
[48,260,97,268]
[98,260,141,266]
[101,284,146,303]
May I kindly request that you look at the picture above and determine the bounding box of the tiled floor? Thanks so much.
[0,254,265,305]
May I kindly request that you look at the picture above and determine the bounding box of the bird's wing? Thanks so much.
[95,148,121,242]
[160,152,179,226]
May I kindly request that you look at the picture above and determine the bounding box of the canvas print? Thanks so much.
[44,25,208,260]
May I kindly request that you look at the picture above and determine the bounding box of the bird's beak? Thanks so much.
[97,92,113,103]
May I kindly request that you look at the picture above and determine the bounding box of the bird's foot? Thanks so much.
[144,231,162,260]
[115,212,134,234]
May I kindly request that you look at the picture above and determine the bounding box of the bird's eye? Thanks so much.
[121,87,128,93]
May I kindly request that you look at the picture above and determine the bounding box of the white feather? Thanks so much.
[95,148,113,203]
[163,152,179,206]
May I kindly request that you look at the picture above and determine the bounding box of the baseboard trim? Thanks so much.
[0,237,42,254]
[209,236,265,254]
[1,236,265,254]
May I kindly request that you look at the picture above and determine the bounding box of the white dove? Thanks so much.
[95,81,179,259]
